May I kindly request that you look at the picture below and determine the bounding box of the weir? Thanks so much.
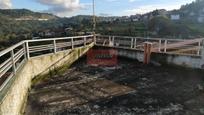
[0,35,204,114]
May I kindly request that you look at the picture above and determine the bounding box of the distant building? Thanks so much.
[86,32,94,35]
[170,14,180,20]
[130,14,141,22]
[189,12,195,16]
[198,16,204,23]
[15,18,48,21]
[120,16,131,22]
[132,18,139,22]
[143,15,148,20]
[155,9,168,16]
[37,19,48,21]
[76,32,85,35]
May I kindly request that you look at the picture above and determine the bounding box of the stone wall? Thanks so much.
[0,43,94,115]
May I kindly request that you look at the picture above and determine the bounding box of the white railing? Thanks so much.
[0,35,94,94]
[0,34,203,98]
[96,35,204,56]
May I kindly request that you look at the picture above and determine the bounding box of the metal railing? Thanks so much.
[0,35,94,93]
[96,35,204,56]
[0,34,203,96]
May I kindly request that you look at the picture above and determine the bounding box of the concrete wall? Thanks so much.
[114,48,204,69]
[0,43,94,115]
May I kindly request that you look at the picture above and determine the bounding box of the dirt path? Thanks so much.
[25,57,204,115]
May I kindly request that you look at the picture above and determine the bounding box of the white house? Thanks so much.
[170,14,180,20]
[198,16,204,23]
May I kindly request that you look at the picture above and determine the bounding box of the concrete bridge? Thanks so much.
[0,35,204,114]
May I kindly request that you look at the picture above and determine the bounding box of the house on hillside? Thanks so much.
[130,14,141,22]
[198,15,204,23]
[170,14,180,20]
[120,16,131,22]
[189,12,196,16]
[155,9,168,16]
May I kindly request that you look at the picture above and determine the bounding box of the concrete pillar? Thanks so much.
[143,42,152,64]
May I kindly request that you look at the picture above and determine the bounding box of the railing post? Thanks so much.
[134,38,137,49]
[23,43,27,60]
[71,38,74,49]
[10,50,16,74]
[94,34,96,45]
[109,36,113,46]
[164,40,167,53]
[131,38,134,48]
[112,36,115,46]
[53,40,57,53]
[109,36,111,45]
[84,37,87,46]
[158,39,162,52]
[26,41,30,60]
[197,41,201,56]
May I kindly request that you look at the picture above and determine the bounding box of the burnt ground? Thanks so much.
[25,57,204,115]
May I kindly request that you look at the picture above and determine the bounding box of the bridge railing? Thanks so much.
[96,35,204,56]
[0,35,94,95]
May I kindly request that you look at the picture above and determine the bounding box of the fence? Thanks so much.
[0,34,203,94]
[0,35,94,93]
[96,35,204,56]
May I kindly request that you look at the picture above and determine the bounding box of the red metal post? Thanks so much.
[144,42,152,64]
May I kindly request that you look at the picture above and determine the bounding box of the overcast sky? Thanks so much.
[0,0,195,17]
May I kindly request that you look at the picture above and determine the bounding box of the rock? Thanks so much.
[144,98,158,104]
[120,112,131,115]
[93,105,100,109]
[157,103,183,114]
[132,107,139,112]
[200,108,204,114]
[197,84,203,91]
[150,61,161,67]
[141,77,148,81]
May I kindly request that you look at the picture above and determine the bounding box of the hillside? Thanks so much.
[0,9,64,50]
[0,0,204,50]
[180,0,204,16]
[146,0,204,38]
[0,9,58,20]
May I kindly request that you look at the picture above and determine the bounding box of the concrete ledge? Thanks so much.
[0,43,94,115]
[96,46,204,69]
[151,53,204,69]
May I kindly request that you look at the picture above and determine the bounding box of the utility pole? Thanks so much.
[93,0,96,43]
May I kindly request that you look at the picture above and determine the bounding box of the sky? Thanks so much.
[0,0,195,17]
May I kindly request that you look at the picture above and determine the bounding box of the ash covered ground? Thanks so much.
[25,57,204,115]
